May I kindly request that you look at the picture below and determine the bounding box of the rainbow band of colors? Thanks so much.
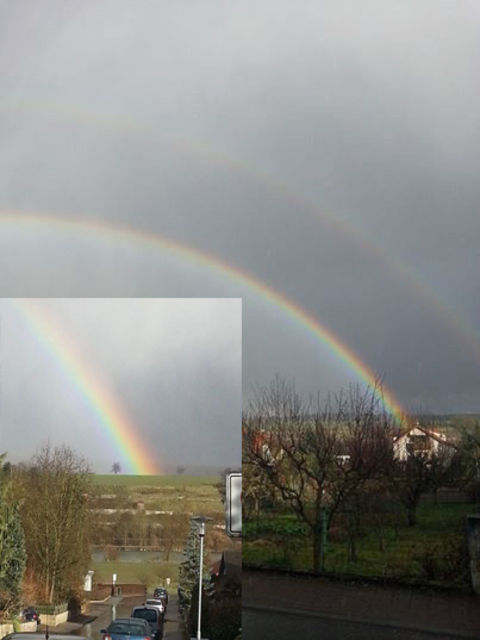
[2,100,478,363]
[14,298,159,475]
[2,213,407,429]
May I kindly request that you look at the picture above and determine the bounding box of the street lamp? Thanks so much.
[191,515,212,640]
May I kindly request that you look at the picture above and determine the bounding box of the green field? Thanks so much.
[244,502,473,589]
[92,474,220,487]
[90,475,225,515]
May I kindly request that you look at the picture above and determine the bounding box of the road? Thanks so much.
[70,595,183,640]
[243,605,474,640]
[243,569,480,640]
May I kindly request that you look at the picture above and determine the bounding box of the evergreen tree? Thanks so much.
[0,505,26,598]
[178,518,210,606]
[0,455,26,615]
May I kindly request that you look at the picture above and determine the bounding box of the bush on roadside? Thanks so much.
[67,591,85,618]
[415,534,469,585]
[206,598,241,640]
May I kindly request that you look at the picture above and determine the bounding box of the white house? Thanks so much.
[392,423,450,461]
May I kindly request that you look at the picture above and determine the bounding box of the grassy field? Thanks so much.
[244,502,473,588]
[91,560,180,592]
[92,474,220,487]
[91,474,226,519]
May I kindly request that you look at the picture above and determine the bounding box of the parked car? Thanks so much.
[101,618,152,640]
[152,587,168,606]
[5,635,86,640]
[131,606,163,640]
[22,607,41,624]
[144,599,165,618]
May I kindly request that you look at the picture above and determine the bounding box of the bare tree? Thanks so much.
[450,420,480,504]
[163,513,190,561]
[242,459,274,530]
[115,511,135,548]
[14,444,91,603]
[111,462,122,474]
[393,442,459,526]
[243,376,394,572]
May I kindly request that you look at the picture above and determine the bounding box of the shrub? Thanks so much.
[415,535,469,585]
[204,598,241,640]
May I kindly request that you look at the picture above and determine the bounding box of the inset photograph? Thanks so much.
[0,298,241,640]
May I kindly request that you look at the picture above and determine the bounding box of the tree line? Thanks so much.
[90,509,192,559]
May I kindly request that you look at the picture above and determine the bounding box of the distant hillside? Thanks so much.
[92,474,220,487]
[419,414,480,431]
[436,414,480,423]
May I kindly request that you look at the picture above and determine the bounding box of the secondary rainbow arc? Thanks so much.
[1,98,478,362]
[1,212,407,425]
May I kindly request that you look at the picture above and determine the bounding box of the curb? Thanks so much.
[243,602,480,639]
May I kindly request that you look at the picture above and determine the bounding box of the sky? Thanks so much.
[0,298,241,472]
[0,1,478,418]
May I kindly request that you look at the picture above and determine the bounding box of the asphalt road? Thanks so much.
[71,595,182,640]
[243,605,476,640]
[243,569,480,639]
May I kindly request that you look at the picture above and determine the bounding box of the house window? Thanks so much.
[406,435,431,454]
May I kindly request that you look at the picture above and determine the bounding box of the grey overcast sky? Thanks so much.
[0,299,241,472]
[0,1,478,417]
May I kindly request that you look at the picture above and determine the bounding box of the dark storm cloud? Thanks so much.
[0,1,478,412]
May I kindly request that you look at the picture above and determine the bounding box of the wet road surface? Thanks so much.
[244,569,480,639]
[243,605,473,640]
[71,595,183,640]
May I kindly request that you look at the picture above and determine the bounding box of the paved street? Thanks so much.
[243,605,473,640]
[38,594,184,640]
[243,569,480,639]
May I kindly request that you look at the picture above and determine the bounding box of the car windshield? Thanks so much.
[132,610,157,623]
[109,623,147,636]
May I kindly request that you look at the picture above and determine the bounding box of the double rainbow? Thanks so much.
[2,214,407,441]
[1,98,478,363]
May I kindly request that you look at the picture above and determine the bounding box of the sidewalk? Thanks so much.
[163,596,186,640]
[37,597,122,635]
[243,569,480,637]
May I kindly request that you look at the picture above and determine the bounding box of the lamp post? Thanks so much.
[191,515,212,640]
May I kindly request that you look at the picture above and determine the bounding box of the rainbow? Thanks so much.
[1,212,406,425]
[1,98,479,362]
[12,298,159,475]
